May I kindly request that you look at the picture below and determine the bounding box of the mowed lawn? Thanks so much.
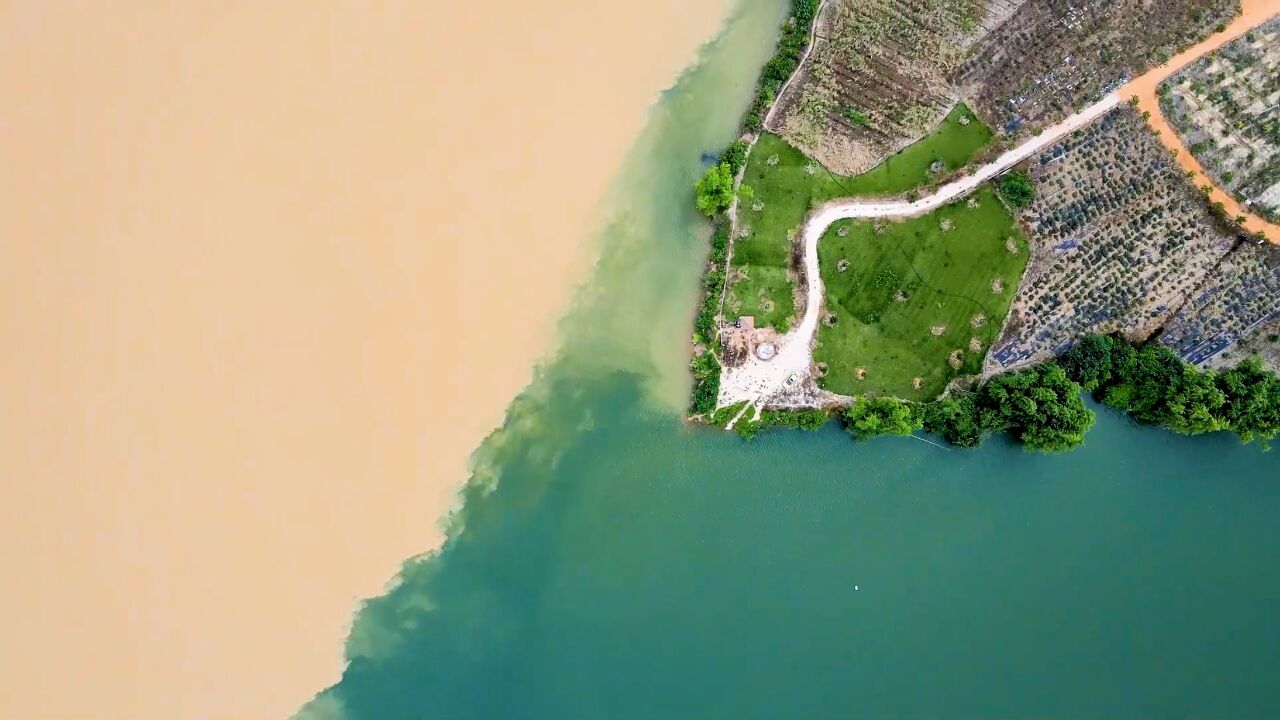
[814,186,1028,401]
[725,103,993,331]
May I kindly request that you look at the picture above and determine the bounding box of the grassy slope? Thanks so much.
[726,103,993,330]
[814,186,1028,402]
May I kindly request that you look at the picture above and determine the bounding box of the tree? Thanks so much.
[843,397,922,441]
[695,162,735,216]
[1102,344,1226,435]
[1216,358,1280,444]
[923,395,984,447]
[721,141,749,176]
[979,364,1094,452]
[1059,334,1120,391]
[997,170,1035,208]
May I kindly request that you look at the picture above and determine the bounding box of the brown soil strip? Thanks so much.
[1120,0,1280,242]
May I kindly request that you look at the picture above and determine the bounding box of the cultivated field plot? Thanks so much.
[1159,241,1280,368]
[955,0,1238,133]
[814,185,1028,401]
[1202,318,1280,372]
[1160,16,1280,223]
[989,108,1238,372]
[726,104,992,330]
[770,0,1021,175]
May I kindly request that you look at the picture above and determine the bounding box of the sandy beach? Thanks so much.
[0,2,726,719]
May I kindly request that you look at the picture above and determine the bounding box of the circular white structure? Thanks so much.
[755,342,777,361]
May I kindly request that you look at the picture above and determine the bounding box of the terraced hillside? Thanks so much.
[1160,15,1280,223]
[956,0,1239,133]
[1159,241,1280,370]
[769,0,1024,175]
[989,108,1239,372]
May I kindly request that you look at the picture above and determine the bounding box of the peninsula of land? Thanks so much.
[690,0,1280,449]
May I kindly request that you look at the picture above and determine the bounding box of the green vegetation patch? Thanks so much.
[922,363,1095,452]
[1060,334,1280,445]
[839,363,1096,453]
[814,186,1028,401]
[996,169,1035,208]
[727,104,992,330]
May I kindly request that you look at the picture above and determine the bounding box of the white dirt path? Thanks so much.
[716,92,1122,411]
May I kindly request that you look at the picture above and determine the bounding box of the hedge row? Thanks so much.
[688,1,821,416]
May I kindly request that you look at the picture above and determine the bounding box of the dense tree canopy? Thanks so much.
[922,364,1094,451]
[843,397,922,440]
[922,395,984,447]
[1060,334,1279,444]
[1217,359,1280,444]
[978,363,1095,452]
[1056,333,1116,392]
[997,170,1035,208]
[695,162,735,216]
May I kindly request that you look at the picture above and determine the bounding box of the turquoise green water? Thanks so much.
[300,3,1279,718]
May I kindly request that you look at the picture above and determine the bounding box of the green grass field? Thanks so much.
[725,104,993,330]
[814,186,1029,402]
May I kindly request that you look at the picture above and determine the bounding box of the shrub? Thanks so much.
[922,395,984,447]
[689,352,721,415]
[997,170,1035,208]
[721,140,749,176]
[843,397,923,441]
[741,0,819,132]
[978,364,1095,452]
[841,107,872,128]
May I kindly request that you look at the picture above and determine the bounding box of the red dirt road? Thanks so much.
[1120,0,1280,242]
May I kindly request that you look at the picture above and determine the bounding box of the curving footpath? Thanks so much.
[716,93,1122,413]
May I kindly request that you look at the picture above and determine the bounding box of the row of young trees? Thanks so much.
[837,334,1279,450]
[689,1,820,415]
[744,0,820,131]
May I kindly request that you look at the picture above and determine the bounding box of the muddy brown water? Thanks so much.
[0,2,727,719]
